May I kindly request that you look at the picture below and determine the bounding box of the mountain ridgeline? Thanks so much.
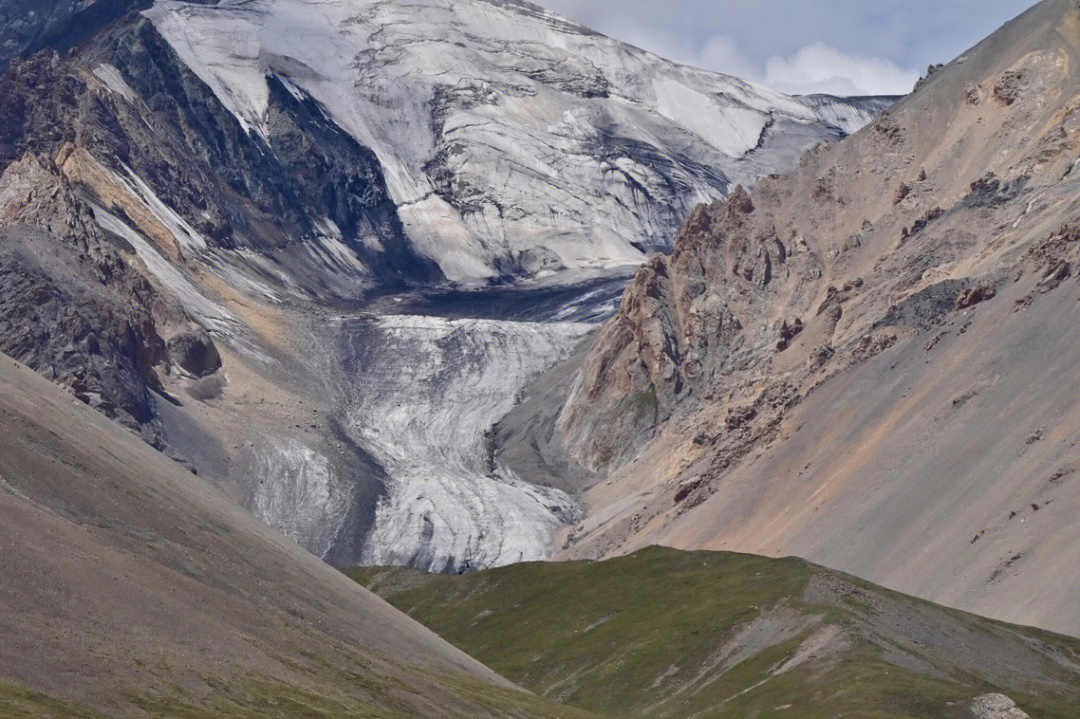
[524,0,1080,638]
[352,547,1080,719]
[2,0,1080,717]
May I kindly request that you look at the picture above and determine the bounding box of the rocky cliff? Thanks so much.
[0,152,198,448]
[549,0,1080,636]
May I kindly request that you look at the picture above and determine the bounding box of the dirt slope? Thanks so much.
[531,0,1080,636]
[0,351,588,718]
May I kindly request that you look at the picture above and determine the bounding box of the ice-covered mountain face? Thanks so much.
[0,0,895,576]
[146,0,892,284]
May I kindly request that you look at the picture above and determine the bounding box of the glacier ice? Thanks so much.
[332,313,591,572]
[146,0,890,284]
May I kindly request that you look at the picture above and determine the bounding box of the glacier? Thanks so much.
[96,0,898,572]
[329,311,591,573]
[145,0,892,285]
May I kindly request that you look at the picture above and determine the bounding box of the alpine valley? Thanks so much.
[2,0,1079,717]
[0,0,889,572]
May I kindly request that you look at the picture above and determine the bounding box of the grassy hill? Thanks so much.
[349,547,1080,718]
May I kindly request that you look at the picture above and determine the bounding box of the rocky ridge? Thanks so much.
[542,0,1080,636]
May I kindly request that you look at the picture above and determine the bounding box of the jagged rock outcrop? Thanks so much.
[0,152,187,446]
[166,328,220,377]
[548,0,1080,636]
[971,694,1031,719]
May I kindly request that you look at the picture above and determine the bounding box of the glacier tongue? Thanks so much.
[145,0,891,284]
[134,0,894,572]
[332,313,591,573]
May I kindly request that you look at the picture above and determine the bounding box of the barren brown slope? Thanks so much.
[0,351,588,718]
[534,0,1080,636]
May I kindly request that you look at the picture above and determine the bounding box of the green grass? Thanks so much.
[0,682,108,719]
[0,655,598,719]
[0,673,598,719]
[7,548,1079,718]
[347,547,1080,719]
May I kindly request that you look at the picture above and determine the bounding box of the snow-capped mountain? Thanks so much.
[0,0,895,575]
[147,0,892,284]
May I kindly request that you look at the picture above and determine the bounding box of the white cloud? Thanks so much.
[563,10,921,97]
[618,30,920,97]
[542,0,1031,96]
[694,35,759,81]
[762,43,920,96]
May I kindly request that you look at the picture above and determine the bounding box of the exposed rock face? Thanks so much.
[166,328,220,377]
[1,19,437,300]
[145,0,891,283]
[546,0,1080,636]
[0,10,435,450]
[558,183,807,469]
[0,153,178,446]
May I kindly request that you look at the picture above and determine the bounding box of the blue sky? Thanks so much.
[541,0,1040,95]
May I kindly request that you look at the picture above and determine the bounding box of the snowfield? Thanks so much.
[146,0,890,284]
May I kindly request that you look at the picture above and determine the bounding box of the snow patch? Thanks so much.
[652,78,765,157]
[91,204,233,334]
[247,438,350,559]
[92,63,138,105]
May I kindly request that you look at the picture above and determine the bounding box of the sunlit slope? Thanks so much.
[352,547,1080,719]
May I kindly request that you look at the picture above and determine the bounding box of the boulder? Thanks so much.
[167,329,221,378]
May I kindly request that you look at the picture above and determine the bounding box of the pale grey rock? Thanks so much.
[971,694,1030,719]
